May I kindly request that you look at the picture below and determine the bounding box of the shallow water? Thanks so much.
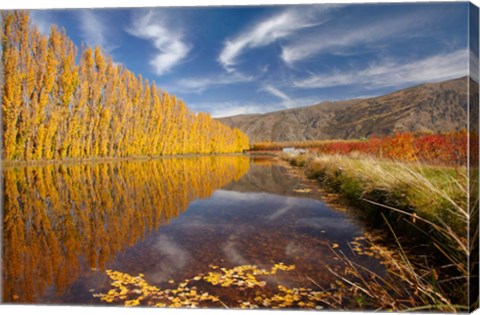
[2,155,385,307]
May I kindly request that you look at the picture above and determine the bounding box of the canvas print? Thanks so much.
[0,1,479,313]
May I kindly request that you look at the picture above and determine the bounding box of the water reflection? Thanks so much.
[2,156,250,303]
[3,158,385,307]
[86,187,384,308]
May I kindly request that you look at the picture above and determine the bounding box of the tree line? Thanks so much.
[1,11,249,161]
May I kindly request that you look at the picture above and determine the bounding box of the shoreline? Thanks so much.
[1,152,255,168]
[281,152,468,306]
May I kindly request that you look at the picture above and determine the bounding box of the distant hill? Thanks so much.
[218,77,470,142]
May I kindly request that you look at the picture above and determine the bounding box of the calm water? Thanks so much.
[2,156,385,307]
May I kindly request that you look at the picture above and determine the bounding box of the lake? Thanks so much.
[2,155,386,308]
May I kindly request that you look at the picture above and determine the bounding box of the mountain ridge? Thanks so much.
[217,77,470,142]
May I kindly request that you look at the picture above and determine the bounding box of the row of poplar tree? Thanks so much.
[1,11,250,161]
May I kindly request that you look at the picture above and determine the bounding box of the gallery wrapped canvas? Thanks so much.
[0,1,479,313]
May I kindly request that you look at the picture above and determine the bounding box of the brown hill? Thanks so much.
[218,77,469,142]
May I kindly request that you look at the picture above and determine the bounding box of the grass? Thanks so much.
[302,153,467,233]
[282,152,470,311]
[320,226,467,312]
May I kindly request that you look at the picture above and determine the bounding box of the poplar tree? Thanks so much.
[1,11,250,161]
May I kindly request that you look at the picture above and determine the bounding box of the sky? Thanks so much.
[26,2,471,117]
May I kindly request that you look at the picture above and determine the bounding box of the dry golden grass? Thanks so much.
[303,153,467,236]
[283,152,470,311]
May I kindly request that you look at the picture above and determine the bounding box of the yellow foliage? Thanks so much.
[2,156,250,302]
[1,11,250,161]
[94,263,329,309]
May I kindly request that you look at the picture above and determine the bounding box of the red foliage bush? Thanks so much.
[253,131,469,166]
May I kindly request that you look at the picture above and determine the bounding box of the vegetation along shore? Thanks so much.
[279,143,471,310]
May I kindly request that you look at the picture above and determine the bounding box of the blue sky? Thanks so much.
[28,3,470,117]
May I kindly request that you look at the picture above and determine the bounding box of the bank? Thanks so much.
[282,152,469,310]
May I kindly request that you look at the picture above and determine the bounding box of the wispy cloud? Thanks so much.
[195,94,324,118]
[268,197,296,220]
[261,85,290,101]
[78,10,118,53]
[261,84,294,108]
[223,235,250,265]
[218,6,335,72]
[194,101,274,118]
[29,10,54,35]
[281,10,440,66]
[293,49,468,89]
[149,235,191,282]
[169,72,253,94]
[127,10,190,76]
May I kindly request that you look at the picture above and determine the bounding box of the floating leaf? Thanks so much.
[293,188,311,193]
[93,263,329,309]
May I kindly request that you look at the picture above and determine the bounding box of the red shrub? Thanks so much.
[251,131,469,166]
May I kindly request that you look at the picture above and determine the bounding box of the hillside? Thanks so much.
[218,77,469,142]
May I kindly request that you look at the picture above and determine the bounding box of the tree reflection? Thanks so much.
[2,156,250,302]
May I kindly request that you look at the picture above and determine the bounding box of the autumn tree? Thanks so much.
[1,11,249,161]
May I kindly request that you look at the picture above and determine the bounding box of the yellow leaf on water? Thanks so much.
[124,299,140,306]
[293,188,311,193]
[96,263,324,308]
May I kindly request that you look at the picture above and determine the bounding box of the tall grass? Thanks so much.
[283,153,469,311]
[319,226,467,312]
[304,154,467,233]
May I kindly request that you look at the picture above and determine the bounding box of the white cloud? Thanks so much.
[127,10,190,76]
[281,10,438,66]
[223,235,250,265]
[189,100,278,118]
[260,84,295,108]
[170,72,253,94]
[268,197,295,220]
[194,94,324,118]
[149,235,191,282]
[293,49,468,89]
[260,64,270,73]
[203,102,273,118]
[261,85,290,101]
[78,10,118,53]
[29,10,54,35]
[218,7,333,72]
